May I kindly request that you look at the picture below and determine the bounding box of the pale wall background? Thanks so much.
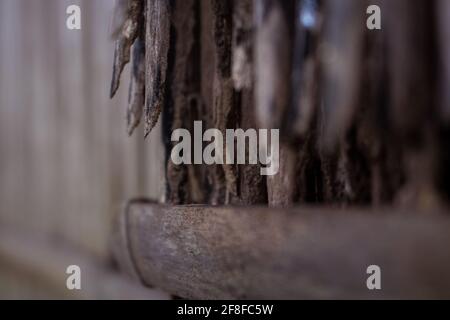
[0,0,165,298]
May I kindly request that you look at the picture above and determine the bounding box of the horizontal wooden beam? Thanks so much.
[113,203,450,299]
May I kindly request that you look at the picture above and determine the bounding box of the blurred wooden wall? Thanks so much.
[0,0,165,276]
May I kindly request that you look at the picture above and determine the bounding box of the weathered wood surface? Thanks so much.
[0,224,169,300]
[114,203,450,299]
[108,0,450,208]
[143,0,172,137]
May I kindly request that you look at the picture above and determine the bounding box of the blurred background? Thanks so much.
[0,0,165,298]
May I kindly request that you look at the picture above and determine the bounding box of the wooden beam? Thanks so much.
[113,203,450,299]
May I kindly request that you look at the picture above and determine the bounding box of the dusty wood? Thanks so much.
[144,0,172,137]
[438,0,450,123]
[232,0,253,91]
[230,1,268,205]
[127,22,146,135]
[236,90,268,205]
[107,0,450,207]
[110,0,144,99]
[113,203,450,299]
[383,0,440,207]
[289,0,321,140]
[254,0,295,131]
[320,0,366,149]
[198,0,227,205]
[211,0,238,202]
[253,0,297,207]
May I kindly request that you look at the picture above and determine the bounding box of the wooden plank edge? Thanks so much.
[113,203,450,299]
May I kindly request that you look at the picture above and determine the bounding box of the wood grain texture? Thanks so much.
[320,0,366,149]
[127,2,146,136]
[254,0,295,131]
[114,203,450,299]
[383,0,440,207]
[164,0,206,205]
[437,0,450,123]
[144,0,172,137]
[110,0,144,99]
